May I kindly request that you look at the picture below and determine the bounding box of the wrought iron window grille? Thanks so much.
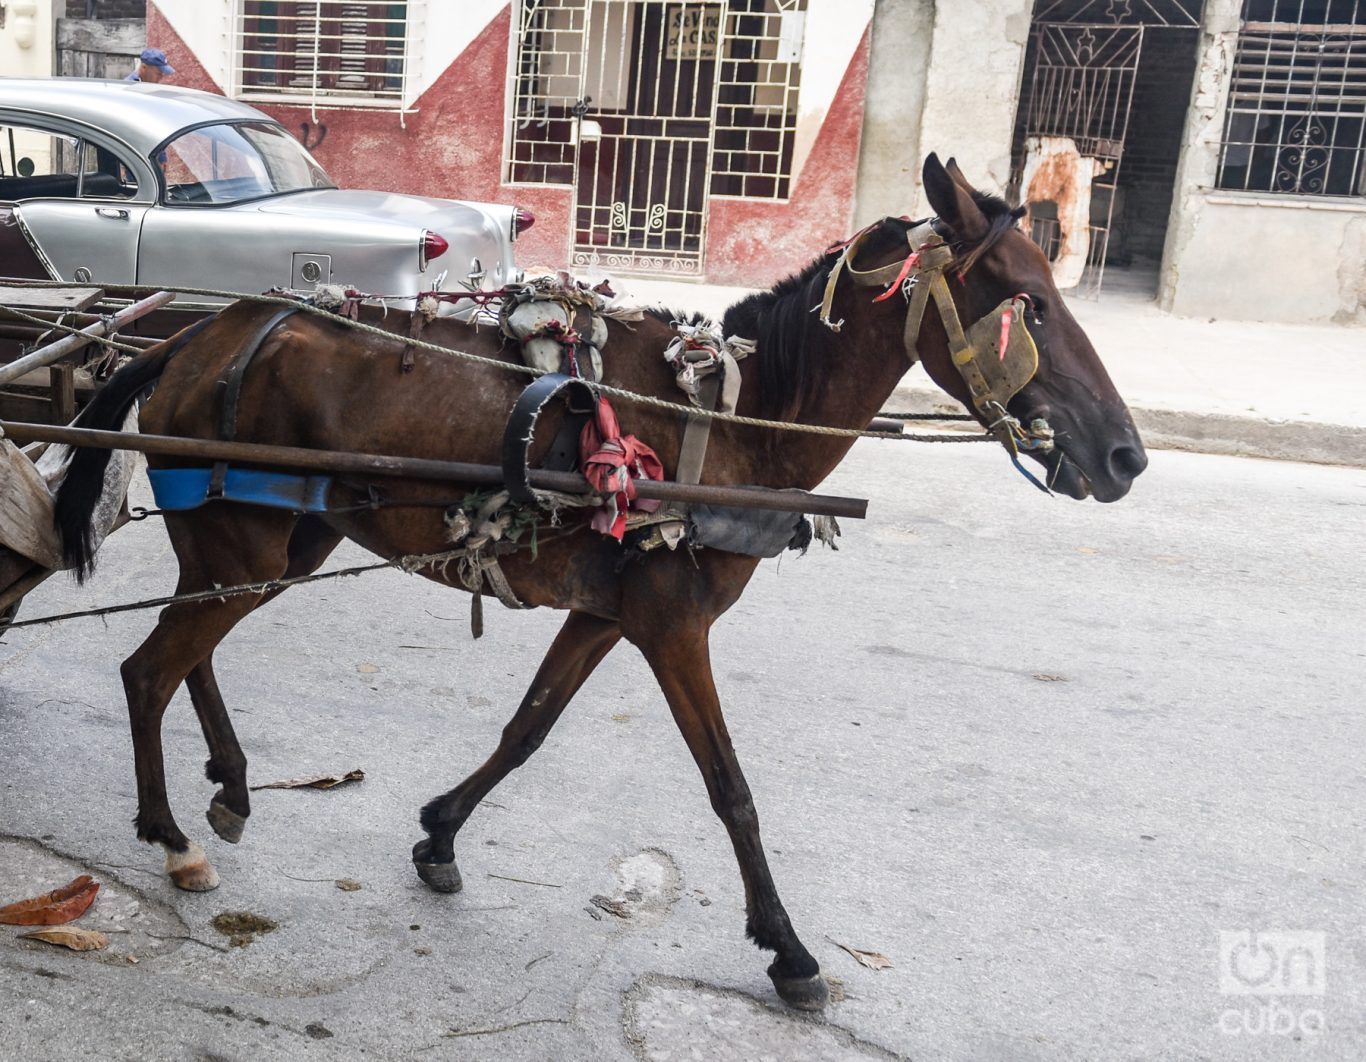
[234,1,422,123]
[1217,0,1366,197]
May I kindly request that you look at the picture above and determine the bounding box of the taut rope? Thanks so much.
[2,282,992,445]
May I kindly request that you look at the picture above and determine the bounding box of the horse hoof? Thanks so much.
[206,799,247,844]
[165,841,220,892]
[414,859,463,894]
[769,970,829,1011]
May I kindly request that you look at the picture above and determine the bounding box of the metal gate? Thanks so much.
[507,1,724,274]
[1018,22,1143,296]
[508,0,805,276]
[1015,0,1204,296]
[571,0,723,274]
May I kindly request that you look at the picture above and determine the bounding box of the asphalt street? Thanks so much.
[0,442,1363,1061]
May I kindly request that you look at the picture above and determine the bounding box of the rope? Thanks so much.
[0,547,467,632]
[2,282,994,445]
[3,304,147,357]
[875,410,976,422]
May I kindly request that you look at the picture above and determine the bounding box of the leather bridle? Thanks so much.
[818,218,1056,489]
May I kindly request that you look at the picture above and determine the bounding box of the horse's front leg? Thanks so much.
[122,586,276,891]
[630,622,827,1011]
[413,609,622,891]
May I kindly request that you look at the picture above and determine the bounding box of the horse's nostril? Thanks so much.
[1109,445,1148,480]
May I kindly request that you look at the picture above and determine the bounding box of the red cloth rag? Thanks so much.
[579,398,663,540]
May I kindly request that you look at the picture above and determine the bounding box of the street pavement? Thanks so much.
[1,441,1363,1060]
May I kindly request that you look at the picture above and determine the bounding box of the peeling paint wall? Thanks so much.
[917,0,1031,204]
[1159,0,1366,325]
[856,0,1032,220]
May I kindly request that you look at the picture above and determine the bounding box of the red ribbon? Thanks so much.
[579,398,663,540]
[872,252,920,304]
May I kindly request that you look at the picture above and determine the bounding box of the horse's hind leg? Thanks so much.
[630,623,827,1011]
[187,659,250,843]
[187,517,344,844]
[413,609,621,892]
[123,508,298,890]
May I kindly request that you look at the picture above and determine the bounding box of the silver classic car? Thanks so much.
[0,79,530,327]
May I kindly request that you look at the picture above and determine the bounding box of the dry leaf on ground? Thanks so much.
[250,769,364,791]
[0,875,100,926]
[834,941,893,970]
[589,894,631,919]
[19,926,109,952]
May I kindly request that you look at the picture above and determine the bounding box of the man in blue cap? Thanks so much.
[126,48,176,84]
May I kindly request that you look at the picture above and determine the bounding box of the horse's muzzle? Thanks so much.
[1037,407,1147,503]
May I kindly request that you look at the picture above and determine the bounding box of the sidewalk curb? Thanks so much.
[885,386,1366,469]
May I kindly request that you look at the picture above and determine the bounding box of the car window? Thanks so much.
[160,121,333,205]
[0,122,138,201]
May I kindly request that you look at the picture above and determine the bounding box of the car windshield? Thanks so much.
[159,121,334,205]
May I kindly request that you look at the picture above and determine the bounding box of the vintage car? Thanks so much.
[0,78,531,329]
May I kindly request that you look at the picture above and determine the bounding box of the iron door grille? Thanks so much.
[1018,23,1144,296]
[570,0,727,275]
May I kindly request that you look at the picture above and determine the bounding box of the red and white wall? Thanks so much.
[146,0,873,287]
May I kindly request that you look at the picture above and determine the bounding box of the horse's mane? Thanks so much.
[718,192,1021,420]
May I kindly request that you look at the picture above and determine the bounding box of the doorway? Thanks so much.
[507,0,805,277]
[1011,0,1204,298]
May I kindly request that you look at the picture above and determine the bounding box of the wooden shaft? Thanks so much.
[0,291,176,387]
[0,421,869,520]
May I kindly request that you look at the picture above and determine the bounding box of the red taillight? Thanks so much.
[513,208,536,240]
[420,229,449,271]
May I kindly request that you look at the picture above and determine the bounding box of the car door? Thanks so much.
[1,120,152,285]
[135,123,297,306]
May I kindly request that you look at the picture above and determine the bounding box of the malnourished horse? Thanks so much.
[55,157,1145,1009]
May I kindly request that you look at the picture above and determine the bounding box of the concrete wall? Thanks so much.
[1,0,56,78]
[853,0,934,222]
[1159,0,1366,325]
[856,0,1032,222]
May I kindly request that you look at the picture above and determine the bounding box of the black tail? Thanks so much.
[54,318,213,580]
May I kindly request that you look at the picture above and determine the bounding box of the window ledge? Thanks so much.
[234,93,406,111]
[1203,190,1366,213]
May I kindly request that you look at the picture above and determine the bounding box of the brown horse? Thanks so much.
[53,156,1145,1010]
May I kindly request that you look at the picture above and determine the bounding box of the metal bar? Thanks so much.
[0,422,869,521]
[0,291,177,388]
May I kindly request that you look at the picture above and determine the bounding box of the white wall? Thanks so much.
[792,0,875,180]
[1,0,55,79]
[1159,0,1366,324]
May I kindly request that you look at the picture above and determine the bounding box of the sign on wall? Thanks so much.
[666,4,721,60]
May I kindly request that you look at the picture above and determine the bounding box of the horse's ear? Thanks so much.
[923,153,989,242]
[945,157,975,194]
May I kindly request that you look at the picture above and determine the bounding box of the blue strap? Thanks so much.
[148,467,333,513]
[1010,451,1053,495]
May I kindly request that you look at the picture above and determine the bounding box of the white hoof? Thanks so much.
[165,841,220,892]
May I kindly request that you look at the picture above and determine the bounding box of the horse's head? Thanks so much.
[841,154,1147,502]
